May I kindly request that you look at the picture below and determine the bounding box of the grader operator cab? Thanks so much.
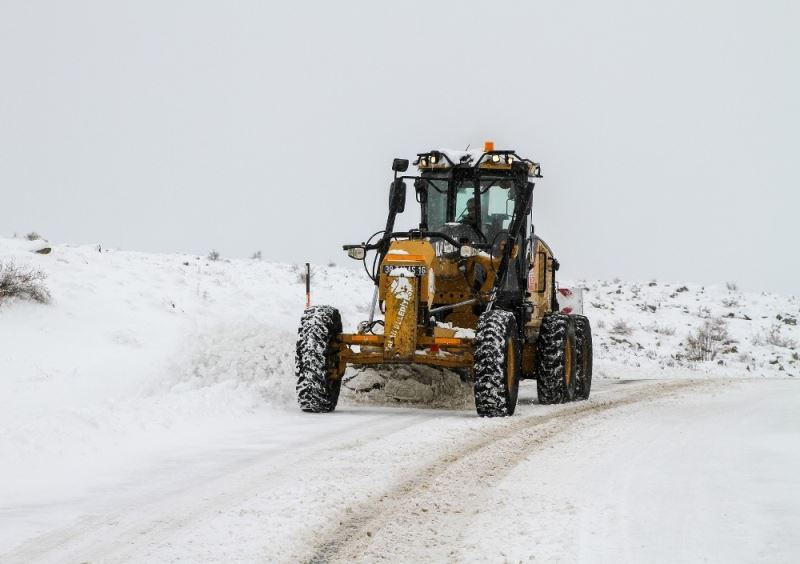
[295,141,593,417]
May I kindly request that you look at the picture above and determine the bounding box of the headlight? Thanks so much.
[460,245,480,258]
[346,247,365,260]
[435,241,458,256]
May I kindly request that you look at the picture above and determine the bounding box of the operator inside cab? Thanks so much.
[459,197,478,226]
[455,193,508,246]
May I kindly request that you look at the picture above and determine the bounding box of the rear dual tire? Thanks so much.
[573,315,593,400]
[536,313,577,404]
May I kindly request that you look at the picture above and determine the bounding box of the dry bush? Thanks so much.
[726,281,738,291]
[697,306,712,319]
[0,261,51,305]
[685,317,731,361]
[207,249,221,261]
[753,323,797,349]
[721,296,739,308]
[292,264,316,284]
[610,319,633,336]
[251,250,262,260]
[25,232,43,241]
[645,323,676,336]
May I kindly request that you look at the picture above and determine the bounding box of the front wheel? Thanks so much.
[295,306,343,413]
[473,310,520,417]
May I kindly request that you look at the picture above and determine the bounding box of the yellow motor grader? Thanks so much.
[295,142,592,417]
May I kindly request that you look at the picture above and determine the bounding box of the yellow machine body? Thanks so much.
[335,237,557,377]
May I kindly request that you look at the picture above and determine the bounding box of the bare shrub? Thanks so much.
[645,323,676,336]
[754,323,797,349]
[25,232,43,241]
[726,281,738,291]
[685,317,730,361]
[207,249,221,261]
[293,264,316,284]
[610,319,633,336]
[721,296,739,308]
[251,250,262,260]
[0,261,51,304]
[596,319,605,329]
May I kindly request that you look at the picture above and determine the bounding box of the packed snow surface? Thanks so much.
[1,237,798,562]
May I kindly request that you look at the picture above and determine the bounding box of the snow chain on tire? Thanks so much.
[536,313,577,404]
[473,309,520,417]
[295,305,343,413]
[573,315,593,400]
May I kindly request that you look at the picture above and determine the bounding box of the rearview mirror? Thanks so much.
[392,158,409,172]
[389,179,406,213]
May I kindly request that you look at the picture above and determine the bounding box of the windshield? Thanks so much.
[456,179,515,242]
[423,175,517,242]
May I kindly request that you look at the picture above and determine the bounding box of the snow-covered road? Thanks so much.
[3,378,797,563]
[2,239,798,562]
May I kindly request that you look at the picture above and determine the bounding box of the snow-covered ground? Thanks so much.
[1,236,798,562]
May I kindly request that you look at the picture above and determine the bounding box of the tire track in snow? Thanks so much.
[3,412,430,564]
[300,379,710,563]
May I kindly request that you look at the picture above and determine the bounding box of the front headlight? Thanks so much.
[460,245,480,258]
[346,247,365,260]
[434,241,458,257]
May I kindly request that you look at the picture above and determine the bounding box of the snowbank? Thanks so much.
[0,237,366,506]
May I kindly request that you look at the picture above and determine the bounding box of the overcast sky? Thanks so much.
[1,1,798,294]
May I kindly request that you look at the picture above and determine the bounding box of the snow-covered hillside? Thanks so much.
[578,277,799,379]
[1,236,798,560]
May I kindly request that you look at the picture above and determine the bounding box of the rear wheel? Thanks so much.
[536,313,577,404]
[473,310,520,417]
[296,306,343,413]
[573,315,593,400]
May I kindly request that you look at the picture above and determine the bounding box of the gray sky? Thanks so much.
[1,0,798,294]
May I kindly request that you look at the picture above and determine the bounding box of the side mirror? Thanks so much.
[414,178,427,204]
[392,158,409,172]
[389,179,406,214]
